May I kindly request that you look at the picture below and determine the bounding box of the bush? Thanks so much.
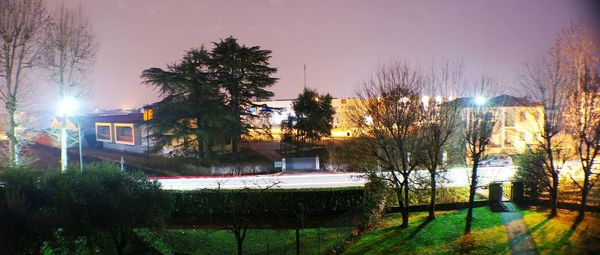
[0,163,172,255]
[514,151,546,202]
[361,172,390,231]
[0,168,52,254]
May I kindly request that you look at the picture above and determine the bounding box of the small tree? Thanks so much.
[556,21,600,220]
[353,61,425,228]
[213,181,279,255]
[361,171,390,231]
[521,51,571,217]
[461,78,497,234]
[568,66,599,219]
[514,151,547,203]
[420,62,462,220]
[282,88,335,156]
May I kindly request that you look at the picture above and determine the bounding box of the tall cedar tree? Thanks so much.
[142,48,226,166]
[210,37,277,161]
[282,88,335,154]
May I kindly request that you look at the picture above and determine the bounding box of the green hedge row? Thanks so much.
[169,187,365,218]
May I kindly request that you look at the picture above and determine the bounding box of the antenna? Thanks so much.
[303,63,307,89]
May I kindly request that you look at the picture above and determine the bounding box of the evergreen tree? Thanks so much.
[284,88,335,150]
[142,48,227,166]
[210,37,278,161]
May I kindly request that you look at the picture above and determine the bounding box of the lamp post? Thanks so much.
[58,97,78,173]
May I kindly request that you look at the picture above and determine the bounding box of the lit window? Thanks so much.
[114,124,135,144]
[95,123,111,142]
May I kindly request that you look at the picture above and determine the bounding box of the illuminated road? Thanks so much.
[155,166,516,190]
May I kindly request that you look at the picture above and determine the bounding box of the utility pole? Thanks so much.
[303,64,307,88]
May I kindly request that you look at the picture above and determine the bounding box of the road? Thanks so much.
[155,166,516,190]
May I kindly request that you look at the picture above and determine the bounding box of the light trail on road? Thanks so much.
[155,166,516,190]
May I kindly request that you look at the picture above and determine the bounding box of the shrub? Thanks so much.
[514,151,546,202]
[361,172,390,231]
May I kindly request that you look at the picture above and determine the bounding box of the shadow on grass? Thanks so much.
[408,219,431,239]
[511,216,550,246]
[556,216,582,246]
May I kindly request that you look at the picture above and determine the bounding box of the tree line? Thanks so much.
[349,20,599,235]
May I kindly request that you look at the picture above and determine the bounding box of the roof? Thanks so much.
[449,94,541,108]
[83,113,144,124]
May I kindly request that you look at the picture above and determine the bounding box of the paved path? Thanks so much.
[499,202,538,255]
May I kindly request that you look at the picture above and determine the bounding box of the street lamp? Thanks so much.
[474,96,486,106]
[57,96,78,173]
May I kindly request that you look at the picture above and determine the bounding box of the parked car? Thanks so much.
[478,155,513,167]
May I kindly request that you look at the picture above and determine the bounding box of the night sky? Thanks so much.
[50,0,597,110]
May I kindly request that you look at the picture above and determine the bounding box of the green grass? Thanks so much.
[149,227,353,255]
[341,207,510,255]
[520,208,600,254]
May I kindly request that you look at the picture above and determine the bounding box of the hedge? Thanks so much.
[169,188,365,224]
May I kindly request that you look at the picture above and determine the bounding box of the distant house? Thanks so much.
[85,110,150,154]
[452,94,543,155]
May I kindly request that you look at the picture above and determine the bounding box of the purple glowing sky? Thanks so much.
[57,0,595,109]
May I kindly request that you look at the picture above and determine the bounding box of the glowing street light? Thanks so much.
[57,96,79,173]
[474,96,486,106]
[58,96,78,116]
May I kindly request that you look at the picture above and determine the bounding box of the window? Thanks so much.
[505,111,516,127]
[95,123,111,142]
[519,111,526,121]
[114,123,135,144]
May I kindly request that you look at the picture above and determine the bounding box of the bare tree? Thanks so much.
[420,61,462,220]
[45,2,97,98]
[45,2,97,172]
[520,51,571,218]
[555,21,600,220]
[0,0,48,167]
[462,77,497,234]
[353,61,425,228]
[570,66,600,219]
[215,180,280,255]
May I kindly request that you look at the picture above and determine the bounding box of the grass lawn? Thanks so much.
[520,207,600,254]
[341,207,510,255]
[148,227,353,255]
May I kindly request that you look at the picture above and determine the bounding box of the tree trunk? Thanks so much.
[402,178,409,228]
[395,188,406,228]
[465,164,478,234]
[197,135,205,166]
[428,168,437,220]
[236,237,243,255]
[550,174,559,218]
[232,138,239,161]
[231,99,240,162]
[295,227,300,255]
[7,104,19,167]
[578,170,591,219]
